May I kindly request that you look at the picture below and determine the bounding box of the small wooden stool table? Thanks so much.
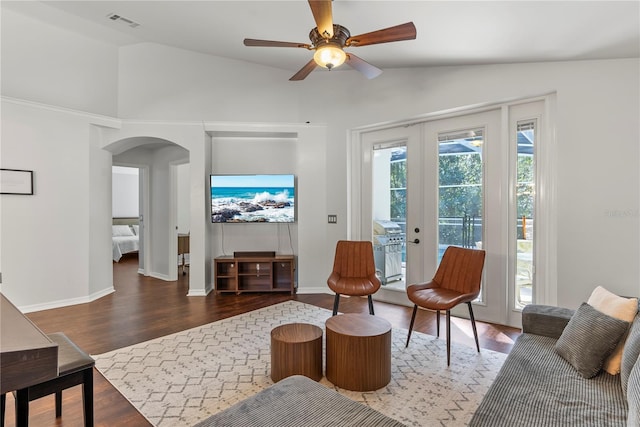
[270,323,323,382]
[326,313,392,391]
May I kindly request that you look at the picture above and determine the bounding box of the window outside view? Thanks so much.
[372,123,535,306]
[515,121,535,309]
[437,129,484,257]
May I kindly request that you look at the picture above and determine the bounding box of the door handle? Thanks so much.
[407,238,420,244]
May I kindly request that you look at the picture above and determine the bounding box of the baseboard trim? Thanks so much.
[187,287,211,297]
[149,272,171,281]
[18,286,115,313]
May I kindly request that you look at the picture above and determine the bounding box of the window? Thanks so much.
[514,120,536,309]
[438,128,484,260]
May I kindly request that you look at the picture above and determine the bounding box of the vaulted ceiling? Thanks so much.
[4,1,639,76]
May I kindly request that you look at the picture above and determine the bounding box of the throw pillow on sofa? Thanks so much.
[555,302,630,378]
[587,286,639,375]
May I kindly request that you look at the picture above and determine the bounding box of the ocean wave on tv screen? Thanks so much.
[211,188,295,223]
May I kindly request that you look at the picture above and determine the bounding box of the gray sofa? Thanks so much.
[470,304,640,426]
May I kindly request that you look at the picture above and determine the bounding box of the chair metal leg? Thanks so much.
[332,294,340,316]
[436,310,441,337]
[367,295,375,315]
[467,302,480,353]
[405,305,418,347]
[446,310,451,366]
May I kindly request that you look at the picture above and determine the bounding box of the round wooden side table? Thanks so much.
[270,323,323,382]
[325,313,392,391]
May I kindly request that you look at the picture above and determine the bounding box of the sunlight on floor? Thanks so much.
[450,317,516,344]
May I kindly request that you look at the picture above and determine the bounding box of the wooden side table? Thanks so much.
[270,323,323,382]
[325,313,392,391]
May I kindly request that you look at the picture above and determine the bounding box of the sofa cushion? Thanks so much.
[555,303,630,378]
[622,314,640,396]
[587,286,638,374]
[470,333,627,426]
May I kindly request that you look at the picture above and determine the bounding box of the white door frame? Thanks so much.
[423,108,504,324]
[357,125,423,307]
[168,162,181,281]
[112,163,151,277]
[139,165,151,276]
[348,95,557,327]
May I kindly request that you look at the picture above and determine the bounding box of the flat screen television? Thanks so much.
[210,174,296,223]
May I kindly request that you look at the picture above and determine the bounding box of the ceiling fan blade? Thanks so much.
[244,39,311,49]
[345,53,383,79]
[290,59,318,81]
[346,22,417,47]
[308,0,334,39]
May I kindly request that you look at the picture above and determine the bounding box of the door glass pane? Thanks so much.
[372,144,407,291]
[438,128,484,263]
[515,121,536,309]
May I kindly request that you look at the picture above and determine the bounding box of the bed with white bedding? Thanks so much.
[112,219,139,262]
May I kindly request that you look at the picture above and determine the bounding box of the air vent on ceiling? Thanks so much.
[106,13,140,28]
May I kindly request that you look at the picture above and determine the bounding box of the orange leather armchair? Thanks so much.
[327,240,382,316]
[405,245,486,365]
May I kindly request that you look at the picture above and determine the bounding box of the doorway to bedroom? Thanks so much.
[112,165,144,271]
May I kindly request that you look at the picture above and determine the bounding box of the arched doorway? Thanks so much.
[108,136,190,282]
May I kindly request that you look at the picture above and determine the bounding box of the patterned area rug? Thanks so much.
[94,301,507,426]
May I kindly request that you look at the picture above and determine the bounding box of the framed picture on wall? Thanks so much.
[1,169,34,195]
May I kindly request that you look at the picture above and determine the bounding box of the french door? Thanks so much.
[423,110,504,323]
[353,100,548,327]
[359,125,423,307]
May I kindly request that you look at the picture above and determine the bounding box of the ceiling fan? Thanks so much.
[243,0,417,81]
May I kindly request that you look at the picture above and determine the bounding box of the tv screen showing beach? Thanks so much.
[211,174,296,223]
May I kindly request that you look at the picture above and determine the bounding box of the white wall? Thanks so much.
[373,150,392,221]
[116,45,640,308]
[206,124,328,292]
[211,137,298,255]
[1,7,121,310]
[177,164,190,234]
[299,59,640,308]
[117,43,304,122]
[112,166,139,218]
[1,7,638,313]
[0,99,117,309]
[0,7,118,116]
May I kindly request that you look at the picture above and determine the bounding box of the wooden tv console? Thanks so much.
[214,253,296,295]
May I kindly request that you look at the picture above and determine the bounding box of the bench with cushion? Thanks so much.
[194,375,405,427]
[3,332,95,427]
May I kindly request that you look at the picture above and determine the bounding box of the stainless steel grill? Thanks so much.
[373,220,405,285]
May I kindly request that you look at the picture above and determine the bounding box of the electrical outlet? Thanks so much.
[328,214,337,224]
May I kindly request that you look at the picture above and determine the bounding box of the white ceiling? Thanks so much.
[4,1,640,75]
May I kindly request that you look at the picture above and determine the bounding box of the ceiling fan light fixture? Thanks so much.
[313,44,346,70]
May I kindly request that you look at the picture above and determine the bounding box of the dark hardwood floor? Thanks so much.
[4,254,521,426]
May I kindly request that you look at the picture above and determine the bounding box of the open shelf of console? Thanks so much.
[214,254,296,295]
